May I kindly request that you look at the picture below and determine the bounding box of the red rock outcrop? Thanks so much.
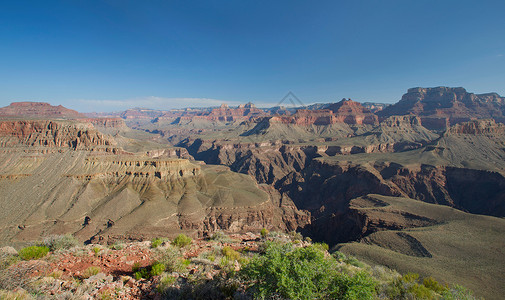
[326,99,379,125]
[378,87,505,124]
[201,103,265,122]
[445,119,505,135]
[0,120,117,149]
[269,99,378,126]
[0,102,86,119]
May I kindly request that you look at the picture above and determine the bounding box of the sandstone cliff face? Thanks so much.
[180,138,319,184]
[326,99,379,125]
[362,102,390,113]
[267,99,379,126]
[0,102,86,119]
[444,119,505,135]
[0,120,117,150]
[86,118,128,129]
[379,87,505,123]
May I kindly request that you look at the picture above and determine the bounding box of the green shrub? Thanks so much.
[158,246,188,273]
[151,237,166,248]
[92,247,101,256]
[386,272,438,299]
[157,274,177,292]
[288,231,303,241]
[260,228,269,238]
[222,246,240,261]
[132,262,141,273]
[441,284,478,300]
[242,242,349,299]
[134,268,150,280]
[313,242,329,251]
[332,251,347,262]
[18,246,49,260]
[109,242,124,250]
[40,234,79,251]
[82,266,101,278]
[134,262,167,279]
[150,262,166,277]
[424,276,448,294]
[171,234,192,248]
[329,271,377,300]
[345,255,366,268]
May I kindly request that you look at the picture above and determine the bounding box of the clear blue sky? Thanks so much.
[1,0,504,112]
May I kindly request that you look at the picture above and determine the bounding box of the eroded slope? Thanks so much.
[337,194,505,299]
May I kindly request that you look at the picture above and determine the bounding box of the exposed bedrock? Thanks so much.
[0,120,117,149]
[0,149,309,246]
[277,159,505,245]
[179,136,433,185]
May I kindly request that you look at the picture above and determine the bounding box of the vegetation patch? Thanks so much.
[241,242,376,299]
[82,266,101,278]
[151,237,167,248]
[18,246,49,260]
[171,234,192,248]
[39,234,79,251]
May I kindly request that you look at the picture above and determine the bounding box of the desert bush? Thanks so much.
[288,230,303,241]
[150,262,166,277]
[0,289,32,300]
[441,284,479,300]
[329,271,377,300]
[18,246,49,260]
[151,237,167,248]
[385,272,439,299]
[260,228,269,238]
[132,262,141,273]
[82,266,101,278]
[0,254,19,270]
[370,265,400,283]
[158,246,188,273]
[92,247,101,256]
[423,276,448,294]
[134,268,150,280]
[157,273,177,293]
[39,234,79,251]
[344,255,366,268]
[332,251,347,262]
[135,262,167,279]
[171,234,192,248]
[313,242,329,251]
[109,242,124,250]
[222,246,240,261]
[241,242,377,299]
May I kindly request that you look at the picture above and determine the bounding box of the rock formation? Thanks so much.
[0,102,86,119]
[378,87,505,127]
[0,118,309,246]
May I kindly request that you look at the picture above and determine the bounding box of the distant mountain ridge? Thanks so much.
[0,102,86,119]
[4,87,505,128]
[378,87,505,123]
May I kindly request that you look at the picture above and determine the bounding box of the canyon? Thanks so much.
[1,86,505,297]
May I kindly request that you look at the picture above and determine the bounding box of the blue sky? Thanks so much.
[1,0,504,112]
